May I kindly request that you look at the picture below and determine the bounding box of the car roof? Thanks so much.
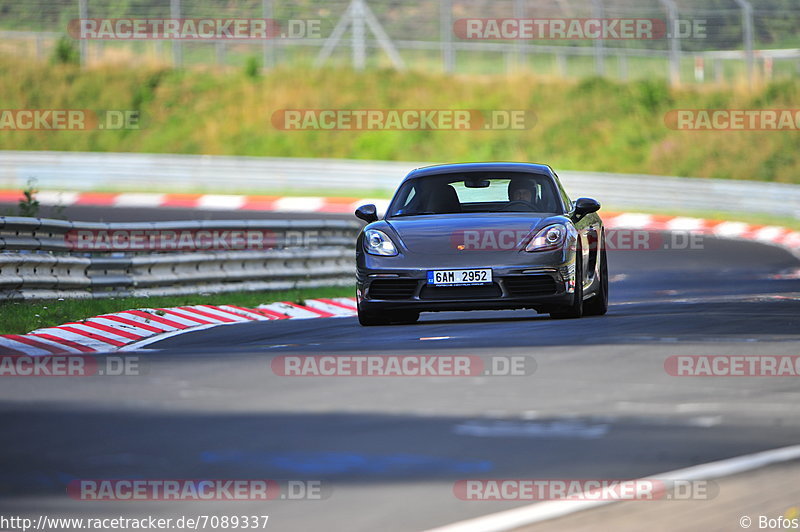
[403,162,555,182]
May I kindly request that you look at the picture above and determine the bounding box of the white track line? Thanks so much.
[0,336,53,356]
[187,305,254,322]
[56,323,132,344]
[218,305,275,321]
[712,221,750,238]
[605,213,654,229]
[85,317,155,337]
[303,299,357,316]
[26,328,119,352]
[331,297,358,309]
[273,197,325,212]
[9,334,85,354]
[258,302,320,319]
[666,217,705,231]
[426,444,800,532]
[157,307,225,324]
[113,193,165,208]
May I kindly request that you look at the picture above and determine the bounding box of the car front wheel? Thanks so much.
[584,243,608,316]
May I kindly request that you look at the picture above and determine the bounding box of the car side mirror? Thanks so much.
[572,198,601,220]
[355,204,379,223]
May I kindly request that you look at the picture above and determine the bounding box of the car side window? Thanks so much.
[553,173,572,212]
[403,187,416,207]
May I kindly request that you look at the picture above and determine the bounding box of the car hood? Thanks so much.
[382,213,560,255]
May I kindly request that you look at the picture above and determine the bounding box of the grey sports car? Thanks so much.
[354,162,608,326]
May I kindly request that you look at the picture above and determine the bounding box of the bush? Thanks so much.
[51,36,80,65]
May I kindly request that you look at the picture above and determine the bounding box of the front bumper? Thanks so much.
[357,265,574,313]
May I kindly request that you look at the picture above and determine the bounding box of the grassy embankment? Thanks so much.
[0,56,798,184]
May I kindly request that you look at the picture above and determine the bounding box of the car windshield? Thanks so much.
[387,171,563,217]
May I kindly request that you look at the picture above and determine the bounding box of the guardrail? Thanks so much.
[0,217,360,300]
[1,151,798,218]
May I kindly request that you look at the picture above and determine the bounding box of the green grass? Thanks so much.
[1,57,800,184]
[0,285,355,335]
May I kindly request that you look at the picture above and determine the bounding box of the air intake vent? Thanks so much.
[368,279,418,300]
[420,284,501,300]
[504,275,558,297]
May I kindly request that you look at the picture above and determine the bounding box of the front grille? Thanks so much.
[368,279,418,300]
[504,275,558,297]
[420,283,502,300]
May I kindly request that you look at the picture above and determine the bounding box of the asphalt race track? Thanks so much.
[1,205,799,531]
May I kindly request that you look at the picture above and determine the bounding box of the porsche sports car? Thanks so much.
[354,162,608,326]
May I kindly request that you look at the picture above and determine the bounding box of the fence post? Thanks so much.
[513,0,524,72]
[660,0,681,86]
[694,55,704,82]
[78,0,88,67]
[440,0,454,73]
[170,0,182,68]
[262,0,275,69]
[352,0,366,70]
[733,0,754,86]
[555,51,566,77]
[591,0,605,76]
[216,42,226,66]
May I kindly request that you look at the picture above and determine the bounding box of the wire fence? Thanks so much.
[1,0,799,84]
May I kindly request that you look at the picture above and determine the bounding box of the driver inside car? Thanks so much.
[508,177,536,205]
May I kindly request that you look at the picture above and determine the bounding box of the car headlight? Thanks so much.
[364,229,398,256]
[525,224,566,252]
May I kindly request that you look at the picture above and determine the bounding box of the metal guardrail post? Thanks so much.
[263,0,275,70]
[78,0,88,67]
[352,0,366,70]
[440,0,454,73]
[0,217,361,299]
[660,0,681,86]
[733,0,755,87]
[591,0,605,76]
[170,0,182,68]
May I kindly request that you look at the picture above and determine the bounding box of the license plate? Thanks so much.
[427,269,492,286]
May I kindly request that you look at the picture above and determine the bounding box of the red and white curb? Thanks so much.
[603,212,800,257]
[0,190,388,214]
[0,298,357,355]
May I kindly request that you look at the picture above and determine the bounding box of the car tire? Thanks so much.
[550,245,583,319]
[584,241,608,316]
